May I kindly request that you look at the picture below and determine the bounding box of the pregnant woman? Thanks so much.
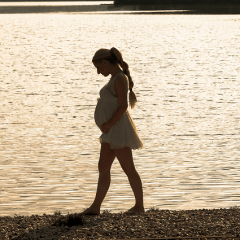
[82,47,144,215]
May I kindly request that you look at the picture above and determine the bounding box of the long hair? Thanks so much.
[92,47,137,109]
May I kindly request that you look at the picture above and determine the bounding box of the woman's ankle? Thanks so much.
[81,205,100,215]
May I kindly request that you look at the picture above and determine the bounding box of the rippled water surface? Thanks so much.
[0,13,240,216]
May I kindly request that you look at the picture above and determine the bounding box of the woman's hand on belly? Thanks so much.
[101,122,112,134]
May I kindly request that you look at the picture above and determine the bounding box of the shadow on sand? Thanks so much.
[8,211,86,239]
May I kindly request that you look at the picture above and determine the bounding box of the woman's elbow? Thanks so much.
[120,103,128,111]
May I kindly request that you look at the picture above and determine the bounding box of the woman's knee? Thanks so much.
[98,161,111,174]
[98,156,114,174]
[98,143,115,173]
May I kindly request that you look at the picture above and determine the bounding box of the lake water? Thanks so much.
[0,9,240,216]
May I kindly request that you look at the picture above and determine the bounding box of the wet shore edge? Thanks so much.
[0,4,240,14]
[1,207,240,239]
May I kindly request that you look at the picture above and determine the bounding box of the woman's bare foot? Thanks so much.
[125,206,145,214]
[81,206,100,215]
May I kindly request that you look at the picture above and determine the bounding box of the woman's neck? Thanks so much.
[110,65,122,78]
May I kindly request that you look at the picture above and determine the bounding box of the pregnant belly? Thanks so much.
[94,100,118,129]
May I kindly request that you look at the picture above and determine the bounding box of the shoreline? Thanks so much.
[0,4,240,14]
[0,207,239,239]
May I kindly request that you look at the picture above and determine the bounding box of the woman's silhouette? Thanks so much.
[82,47,144,215]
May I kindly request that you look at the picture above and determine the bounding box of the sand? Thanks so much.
[1,207,239,239]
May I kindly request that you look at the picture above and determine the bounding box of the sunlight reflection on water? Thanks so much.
[0,14,240,216]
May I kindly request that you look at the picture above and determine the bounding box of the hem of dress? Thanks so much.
[99,138,143,150]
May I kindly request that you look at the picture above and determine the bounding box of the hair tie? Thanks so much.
[110,48,117,60]
[110,48,115,55]
[110,47,123,65]
[130,89,133,92]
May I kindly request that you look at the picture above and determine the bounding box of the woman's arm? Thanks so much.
[101,74,128,134]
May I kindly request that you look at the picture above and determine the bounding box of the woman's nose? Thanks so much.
[97,69,100,74]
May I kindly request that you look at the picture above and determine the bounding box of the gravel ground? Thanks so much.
[0,207,239,239]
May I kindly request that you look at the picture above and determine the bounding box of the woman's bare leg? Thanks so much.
[114,147,144,213]
[81,143,115,215]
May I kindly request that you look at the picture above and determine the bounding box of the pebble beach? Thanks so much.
[1,208,239,239]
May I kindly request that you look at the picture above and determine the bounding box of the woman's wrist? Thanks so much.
[107,105,127,128]
[106,121,112,128]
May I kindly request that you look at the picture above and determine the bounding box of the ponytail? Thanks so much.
[110,47,137,109]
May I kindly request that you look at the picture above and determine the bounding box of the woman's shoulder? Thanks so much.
[115,72,129,85]
[114,72,129,91]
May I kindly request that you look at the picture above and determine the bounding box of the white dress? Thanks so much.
[94,73,143,150]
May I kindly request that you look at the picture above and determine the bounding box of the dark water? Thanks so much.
[1,1,239,14]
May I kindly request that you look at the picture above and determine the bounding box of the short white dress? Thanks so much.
[94,73,143,150]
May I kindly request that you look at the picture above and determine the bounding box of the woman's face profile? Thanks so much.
[93,61,110,77]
